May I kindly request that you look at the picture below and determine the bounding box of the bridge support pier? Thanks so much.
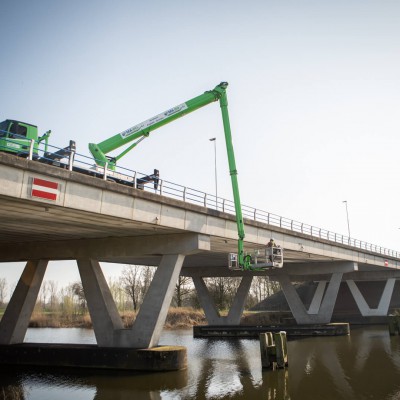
[77,254,185,348]
[346,278,395,316]
[0,260,48,345]
[192,276,253,325]
[277,272,343,324]
[0,233,212,370]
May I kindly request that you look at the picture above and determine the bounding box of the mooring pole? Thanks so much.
[259,331,288,369]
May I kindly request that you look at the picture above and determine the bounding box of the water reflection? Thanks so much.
[287,327,400,400]
[166,336,289,400]
[2,326,400,399]
[0,367,188,400]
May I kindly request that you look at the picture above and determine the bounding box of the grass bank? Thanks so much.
[27,307,207,329]
[1,308,288,329]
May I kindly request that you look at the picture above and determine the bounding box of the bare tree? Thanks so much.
[120,265,142,311]
[39,280,49,309]
[140,266,155,303]
[47,280,59,311]
[205,277,241,310]
[70,281,86,313]
[174,276,193,307]
[251,276,281,304]
[60,286,75,316]
[108,277,128,311]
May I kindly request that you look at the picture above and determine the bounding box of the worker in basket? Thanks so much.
[267,238,281,261]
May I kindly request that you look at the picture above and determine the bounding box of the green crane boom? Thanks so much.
[90,83,228,168]
[89,82,251,269]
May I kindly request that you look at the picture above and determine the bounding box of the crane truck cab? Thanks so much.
[0,119,76,164]
[0,119,49,157]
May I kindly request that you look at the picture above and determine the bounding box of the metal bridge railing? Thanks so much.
[1,136,399,259]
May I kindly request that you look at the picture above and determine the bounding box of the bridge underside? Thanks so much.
[0,194,340,266]
[1,195,400,341]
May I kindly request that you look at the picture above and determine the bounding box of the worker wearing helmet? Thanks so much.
[267,238,276,248]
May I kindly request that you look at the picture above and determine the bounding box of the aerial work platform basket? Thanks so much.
[229,246,284,271]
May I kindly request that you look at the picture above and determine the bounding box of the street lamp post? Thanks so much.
[342,200,351,242]
[209,138,218,209]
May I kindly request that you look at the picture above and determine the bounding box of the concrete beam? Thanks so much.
[347,279,395,316]
[192,277,221,325]
[277,272,343,324]
[77,259,124,347]
[182,261,357,278]
[226,276,253,324]
[279,261,358,275]
[0,343,187,372]
[182,266,267,278]
[114,254,185,348]
[267,269,400,282]
[192,276,253,325]
[0,260,48,344]
[308,281,327,314]
[0,233,210,262]
[343,270,400,281]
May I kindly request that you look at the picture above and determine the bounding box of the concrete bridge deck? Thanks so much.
[0,152,398,273]
[0,151,399,370]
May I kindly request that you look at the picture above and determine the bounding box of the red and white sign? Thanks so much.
[31,178,59,201]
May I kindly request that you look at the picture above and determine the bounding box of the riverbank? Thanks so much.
[0,308,291,330]
[27,307,208,329]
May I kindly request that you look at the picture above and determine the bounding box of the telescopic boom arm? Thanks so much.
[89,82,250,269]
[90,83,231,169]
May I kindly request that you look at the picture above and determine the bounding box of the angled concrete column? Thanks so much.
[346,279,395,316]
[226,276,253,324]
[115,254,185,349]
[77,259,124,347]
[308,281,327,314]
[192,277,220,325]
[192,276,253,325]
[0,260,48,344]
[277,272,343,324]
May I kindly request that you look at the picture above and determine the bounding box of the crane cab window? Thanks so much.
[8,122,27,138]
[16,124,27,138]
[9,122,17,137]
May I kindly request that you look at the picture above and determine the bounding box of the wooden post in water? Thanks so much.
[388,315,400,336]
[259,331,288,369]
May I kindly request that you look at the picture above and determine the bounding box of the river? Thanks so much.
[1,325,400,399]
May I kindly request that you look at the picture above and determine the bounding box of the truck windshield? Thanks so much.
[0,121,8,137]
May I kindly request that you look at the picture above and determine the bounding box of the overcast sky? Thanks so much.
[1,0,400,288]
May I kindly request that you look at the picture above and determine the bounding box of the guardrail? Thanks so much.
[1,135,399,259]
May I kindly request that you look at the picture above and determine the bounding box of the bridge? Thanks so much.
[0,151,399,369]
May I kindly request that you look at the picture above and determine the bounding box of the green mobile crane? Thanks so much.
[88,82,283,270]
[0,120,75,163]
[0,83,283,270]
[0,120,51,157]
